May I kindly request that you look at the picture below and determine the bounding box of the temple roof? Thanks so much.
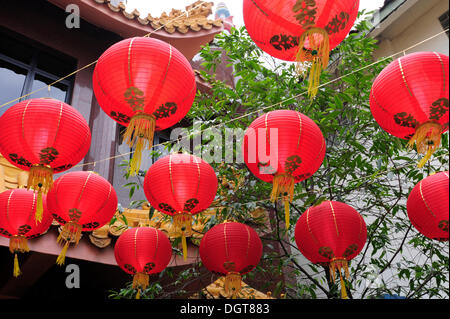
[46,0,225,60]
[94,0,224,34]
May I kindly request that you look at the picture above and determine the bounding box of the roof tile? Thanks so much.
[94,0,223,34]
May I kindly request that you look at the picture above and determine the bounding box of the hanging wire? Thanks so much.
[71,28,449,169]
[0,1,207,109]
[0,13,447,172]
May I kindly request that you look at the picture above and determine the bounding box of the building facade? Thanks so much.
[369,0,449,59]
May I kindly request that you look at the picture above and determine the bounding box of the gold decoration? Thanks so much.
[27,165,53,223]
[123,113,156,176]
[271,174,295,229]
[295,27,330,98]
[330,258,350,299]
[407,122,443,168]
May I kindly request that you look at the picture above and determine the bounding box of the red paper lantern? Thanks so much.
[93,37,197,175]
[144,153,218,260]
[0,189,53,277]
[370,52,449,167]
[0,98,91,222]
[243,110,326,228]
[199,222,263,299]
[295,200,367,298]
[407,171,449,241]
[114,227,172,299]
[243,0,360,96]
[47,171,118,265]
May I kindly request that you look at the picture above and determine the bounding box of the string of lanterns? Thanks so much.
[0,0,448,300]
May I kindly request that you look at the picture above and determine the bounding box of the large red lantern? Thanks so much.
[93,37,197,175]
[243,110,326,228]
[407,171,449,241]
[295,200,367,298]
[144,153,218,260]
[47,171,118,265]
[370,52,449,168]
[0,98,91,222]
[114,227,172,299]
[199,222,263,299]
[243,0,360,96]
[0,189,53,277]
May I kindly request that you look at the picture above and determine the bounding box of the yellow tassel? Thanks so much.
[407,122,442,168]
[330,258,350,299]
[284,199,290,229]
[271,174,295,229]
[35,188,43,224]
[56,241,69,266]
[271,174,295,203]
[296,27,330,98]
[172,213,193,260]
[181,235,188,261]
[13,253,21,278]
[123,113,156,176]
[27,165,53,223]
[132,272,149,297]
[224,272,241,299]
[340,273,348,299]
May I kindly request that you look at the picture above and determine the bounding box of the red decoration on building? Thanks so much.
[47,171,118,265]
[243,0,360,96]
[0,189,53,277]
[407,171,449,241]
[199,222,263,299]
[144,153,218,260]
[0,98,91,222]
[370,52,449,168]
[295,200,367,298]
[93,37,197,175]
[114,227,172,299]
[243,110,326,228]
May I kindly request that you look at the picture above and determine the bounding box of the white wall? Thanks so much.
[374,0,449,59]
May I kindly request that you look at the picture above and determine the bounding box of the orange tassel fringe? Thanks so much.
[9,236,29,278]
[271,174,295,229]
[56,221,82,266]
[295,27,330,98]
[172,213,193,261]
[224,272,241,299]
[133,272,149,299]
[27,165,53,223]
[407,122,442,168]
[330,258,350,299]
[123,113,156,176]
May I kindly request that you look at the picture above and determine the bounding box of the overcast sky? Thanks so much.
[125,0,385,26]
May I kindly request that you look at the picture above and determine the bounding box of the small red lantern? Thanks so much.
[47,171,118,265]
[407,171,449,241]
[294,200,367,298]
[370,52,449,167]
[93,37,197,175]
[114,227,172,299]
[243,110,326,228]
[243,0,360,96]
[0,98,92,222]
[199,222,263,299]
[144,153,218,260]
[0,189,53,277]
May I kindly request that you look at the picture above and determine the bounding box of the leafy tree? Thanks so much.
[115,11,449,299]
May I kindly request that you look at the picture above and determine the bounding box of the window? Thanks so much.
[439,10,449,37]
[116,124,171,174]
[0,29,76,116]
